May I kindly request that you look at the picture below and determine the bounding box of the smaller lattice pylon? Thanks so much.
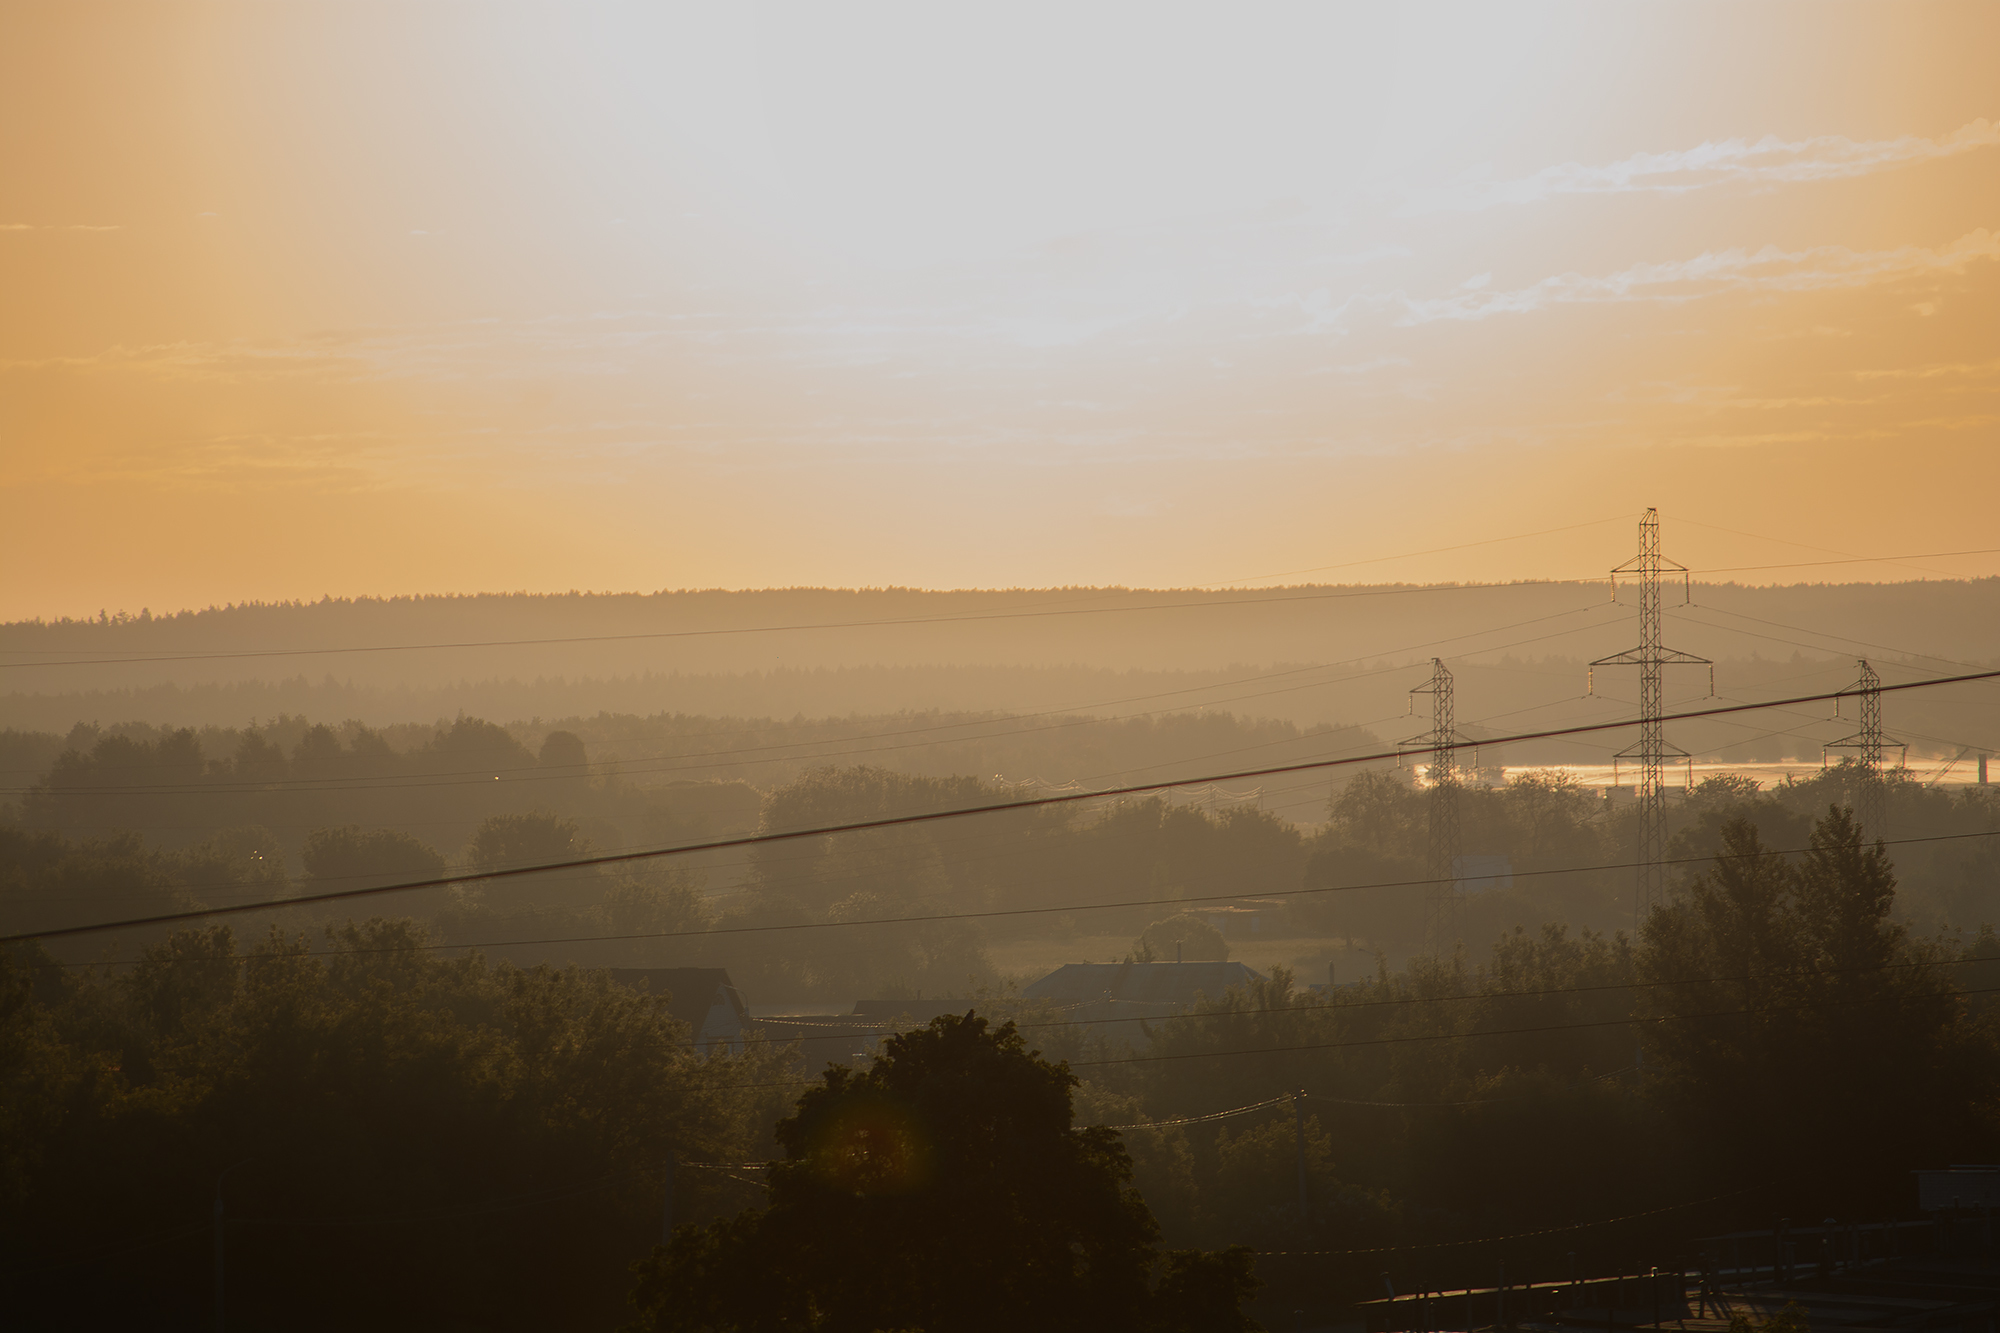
[1400,659,1479,956]
[1824,658,1905,837]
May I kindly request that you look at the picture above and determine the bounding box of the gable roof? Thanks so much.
[607,967,749,1035]
[1019,961,1262,1006]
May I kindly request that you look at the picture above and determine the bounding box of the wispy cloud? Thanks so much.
[1392,228,2000,323]
[1420,118,2000,211]
[0,222,123,232]
[1853,358,2000,382]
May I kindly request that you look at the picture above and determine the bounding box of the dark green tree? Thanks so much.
[627,1012,1260,1333]
[1132,912,1228,963]
[1640,806,1992,1207]
[302,824,446,888]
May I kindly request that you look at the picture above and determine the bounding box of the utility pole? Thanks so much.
[1292,1090,1310,1227]
[214,1192,225,1333]
[1590,510,1711,927]
[1827,659,1905,838]
[662,1149,677,1246]
[1403,659,1474,956]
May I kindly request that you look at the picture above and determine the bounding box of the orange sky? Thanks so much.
[3,1,1997,621]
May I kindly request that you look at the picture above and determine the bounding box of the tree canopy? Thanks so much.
[628,1012,1260,1333]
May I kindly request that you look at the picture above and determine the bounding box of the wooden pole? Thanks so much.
[662,1150,677,1246]
[1293,1090,1310,1227]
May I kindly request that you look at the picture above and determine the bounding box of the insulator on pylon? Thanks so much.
[1589,508,1709,927]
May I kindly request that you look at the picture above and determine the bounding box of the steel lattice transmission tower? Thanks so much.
[1826,658,1905,838]
[1402,658,1475,956]
[1589,510,1712,927]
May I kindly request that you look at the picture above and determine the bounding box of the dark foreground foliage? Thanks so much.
[627,1013,1261,1333]
[0,921,793,1331]
[3,803,1997,1327]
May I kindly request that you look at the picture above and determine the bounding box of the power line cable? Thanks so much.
[11,668,1998,945]
[1194,517,1630,587]
[1663,513,1969,580]
[1087,1095,1299,1131]
[1670,608,1992,675]
[23,825,2000,983]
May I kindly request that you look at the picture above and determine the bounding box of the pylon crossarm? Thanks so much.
[1614,740,1689,760]
[1591,648,1710,669]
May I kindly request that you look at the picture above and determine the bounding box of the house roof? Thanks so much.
[607,968,749,1034]
[848,999,972,1025]
[1019,961,1262,1006]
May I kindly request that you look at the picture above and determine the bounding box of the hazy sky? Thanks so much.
[4,1,1997,620]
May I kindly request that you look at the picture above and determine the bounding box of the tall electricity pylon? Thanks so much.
[1826,658,1905,838]
[1590,510,1711,927]
[1403,658,1475,956]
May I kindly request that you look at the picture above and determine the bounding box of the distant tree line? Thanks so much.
[6,709,1999,996]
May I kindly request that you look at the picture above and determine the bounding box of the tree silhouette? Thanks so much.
[1641,806,1988,1208]
[627,1012,1260,1332]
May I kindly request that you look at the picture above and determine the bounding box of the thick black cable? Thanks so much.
[16,798,1996,971]
[10,667,1998,945]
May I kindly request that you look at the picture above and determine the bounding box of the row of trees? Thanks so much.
[6,705,1364,862]
[1,920,796,1328]
[1306,762,2000,945]
[5,804,1996,1327]
[8,730,1999,997]
[1063,808,1996,1309]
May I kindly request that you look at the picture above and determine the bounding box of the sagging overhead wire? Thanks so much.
[8,666,1999,946]
[16,818,2000,976]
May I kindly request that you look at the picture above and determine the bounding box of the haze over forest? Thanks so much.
[6,3,2000,1330]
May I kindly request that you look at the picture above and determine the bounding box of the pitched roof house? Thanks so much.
[1021,961,1263,1028]
[607,968,751,1054]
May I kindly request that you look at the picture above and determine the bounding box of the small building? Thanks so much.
[1917,1165,2000,1212]
[608,968,751,1054]
[1021,961,1262,1027]
[848,998,971,1026]
[749,1012,891,1068]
